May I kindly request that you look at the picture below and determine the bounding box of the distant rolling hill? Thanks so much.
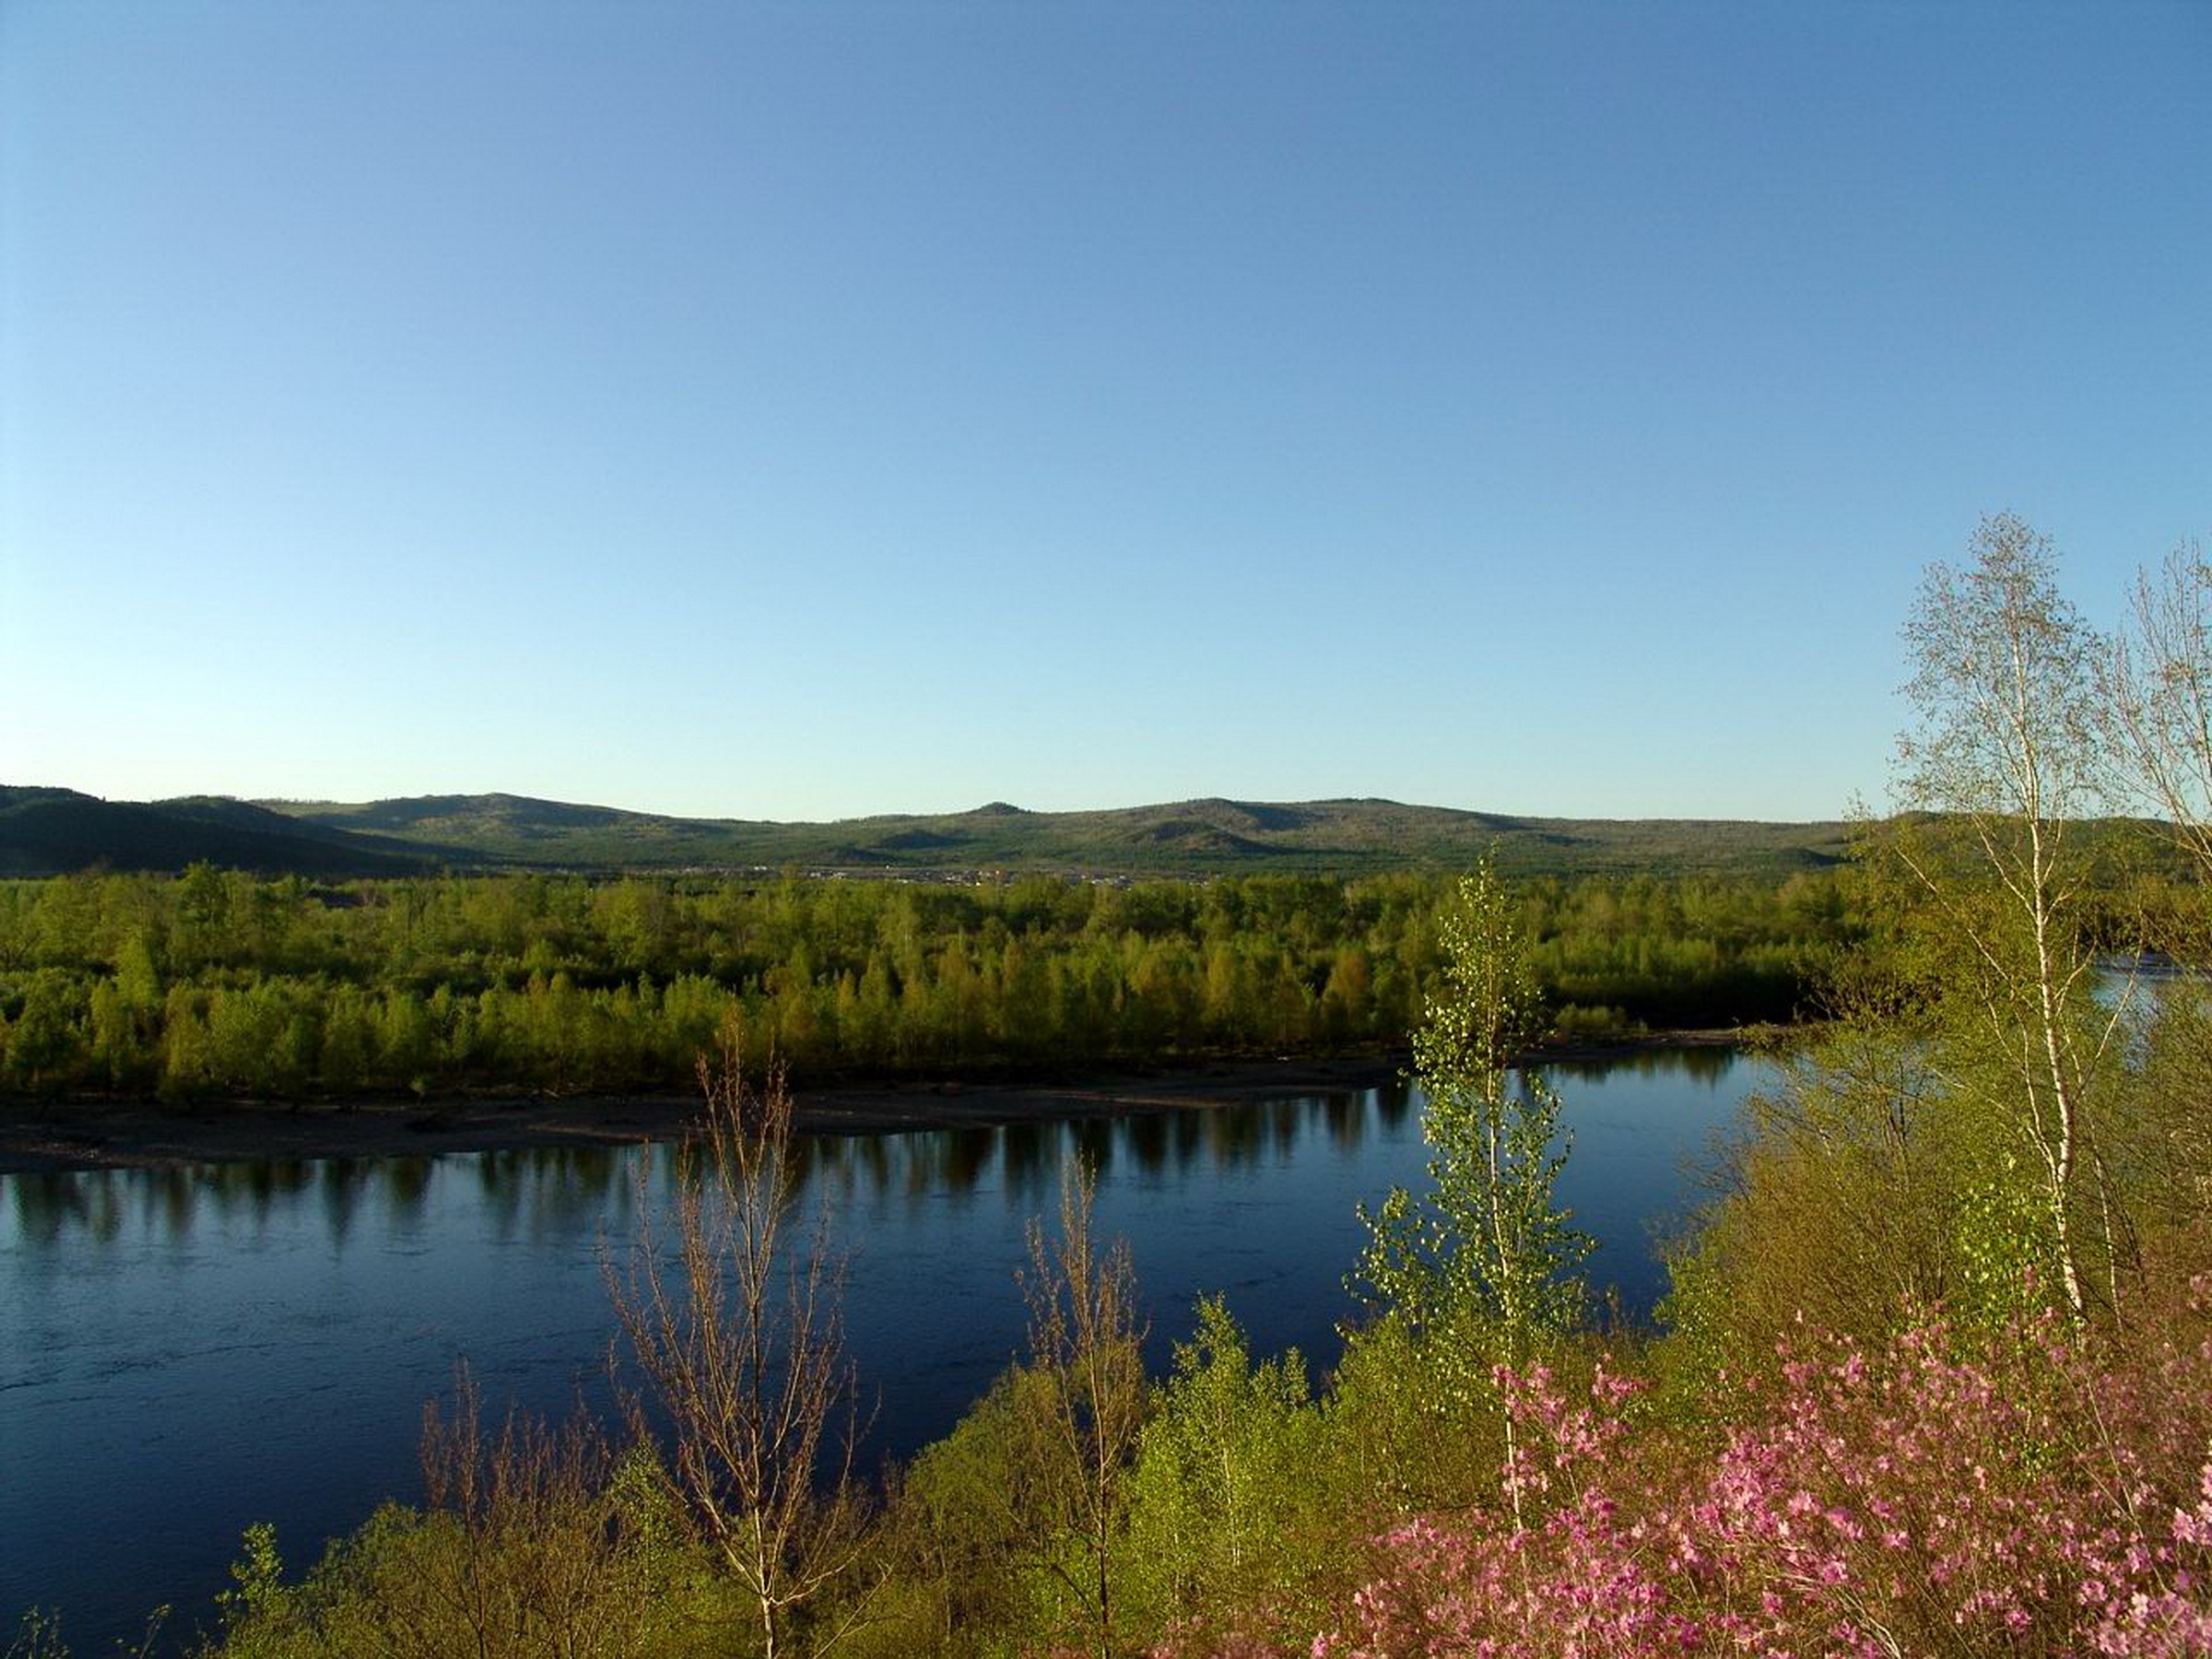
[239,791,1856,879]
[0,787,470,878]
[1,785,1860,881]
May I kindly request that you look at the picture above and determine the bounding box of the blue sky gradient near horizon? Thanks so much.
[3,2,2206,825]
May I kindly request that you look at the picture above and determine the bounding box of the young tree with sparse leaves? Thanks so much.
[607,1027,877,1659]
[1354,858,1590,1533]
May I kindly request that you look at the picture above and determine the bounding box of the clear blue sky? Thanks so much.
[3,1,2206,823]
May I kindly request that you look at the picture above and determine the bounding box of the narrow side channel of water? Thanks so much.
[0,1049,1762,1652]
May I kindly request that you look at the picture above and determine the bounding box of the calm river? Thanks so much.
[0,1048,1764,1651]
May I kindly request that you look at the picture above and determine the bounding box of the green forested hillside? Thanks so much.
[0,788,458,879]
[261,792,1853,877]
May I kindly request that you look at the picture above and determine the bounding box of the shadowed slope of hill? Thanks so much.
[0,788,465,877]
[259,792,1855,877]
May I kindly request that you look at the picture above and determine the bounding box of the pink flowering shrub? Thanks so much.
[1317,1297,2212,1658]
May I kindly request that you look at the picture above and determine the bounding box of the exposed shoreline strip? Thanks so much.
[0,1030,1759,1176]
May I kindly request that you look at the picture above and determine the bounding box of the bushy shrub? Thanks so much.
[1318,1300,2212,1658]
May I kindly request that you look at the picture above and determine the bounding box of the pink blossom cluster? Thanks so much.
[1315,1304,2212,1657]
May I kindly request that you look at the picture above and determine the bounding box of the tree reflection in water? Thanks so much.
[4,1087,1442,1253]
[5,1065,1713,1267]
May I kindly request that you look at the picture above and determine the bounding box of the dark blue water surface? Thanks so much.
[0,1049,1761,1651]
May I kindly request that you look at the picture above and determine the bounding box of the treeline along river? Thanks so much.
[1,1048,1761,1653]
[0,868,1842,1100]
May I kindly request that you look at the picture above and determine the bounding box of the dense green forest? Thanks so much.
[0,865,1861,1102]
[15,523,2212,1659]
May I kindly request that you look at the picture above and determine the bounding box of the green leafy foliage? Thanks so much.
[0,865,1855,1107]
[1124,1296,1335,1642]
[1357,863,1592,1382]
